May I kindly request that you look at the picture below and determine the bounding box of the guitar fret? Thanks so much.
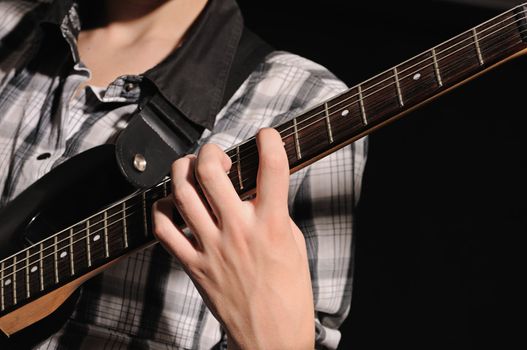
[293,118,302,159]
[358,85,368,125]
[1,261,4,311]
[393,67,404,106]
[86,221,92,267]
[39,243,44,291]
[236,146,244,190]
[122,202,129,249]
[142,192,148,237]
[26,246,39,296]
[324,102,334,144]
[25,250,30,299]
[103,211,110,258]
[86,214,106,264]
[25,246,38,297]
[53,236,59,284]
[472,28,484,66]
[1,258,14,310]
[69,229,75,275]
[163,180,168,196]
[12,255,17,305]
[432,48,443,87]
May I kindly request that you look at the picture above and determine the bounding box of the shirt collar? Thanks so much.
[143,0,244,131]
[42,0,244,131]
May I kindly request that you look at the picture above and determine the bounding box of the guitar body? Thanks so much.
[0,145,136,346]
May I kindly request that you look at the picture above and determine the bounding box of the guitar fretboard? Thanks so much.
[1,3,527,316]
[225,5,527,195]
[0,181,169,314]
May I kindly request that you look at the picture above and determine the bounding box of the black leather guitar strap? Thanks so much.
[115,28,273,189]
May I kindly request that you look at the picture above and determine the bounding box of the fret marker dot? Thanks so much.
[4,279,11,286]
[341,110,350,117]
[413,73,422,81]
[30,266,38,273]
[60,251,68,259]
[93,234,101,242]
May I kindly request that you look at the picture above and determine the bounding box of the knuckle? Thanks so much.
[195,157,218,184]
[171,156,191,176]
[199,143,221,157]
[171,181,194,208]
[189,263,209,282]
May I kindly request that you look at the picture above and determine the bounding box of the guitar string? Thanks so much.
[0,179,170,273]
[5,211,144,299]
[0,185,162,274]
[0,13,523,280]
[18,217,147,281]
[6,232,163,307]
[0,208,147,286]
[0,13,523,278]
[1,21,522,286]
[229,23,526,186]
[229,31,524,186]
[228,14,526,168]
[0,9,525,281]
[6,236,124,297]
[226,8,526,163]
[2,42,527,307]
[265,22,521,162]
[0,208,146,279]
[0,178,169,271]
[238,32,519,185]
[231,22,524,185]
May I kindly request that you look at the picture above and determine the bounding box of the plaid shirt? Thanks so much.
[0,0,367,349]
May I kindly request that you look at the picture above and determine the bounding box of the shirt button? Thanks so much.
[124,82,137,92]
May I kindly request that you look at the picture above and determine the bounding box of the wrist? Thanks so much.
[223,310,315,350]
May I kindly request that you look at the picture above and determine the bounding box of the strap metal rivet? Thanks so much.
[124,82,136,92]
[133,154,147,172]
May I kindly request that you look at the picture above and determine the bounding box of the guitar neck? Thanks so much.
[225,4,527,198]
[1,3,527,317]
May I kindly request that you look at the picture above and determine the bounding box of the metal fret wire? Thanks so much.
[0,182,167,278]
[235,23,523,184]
[280,25,519,149]
[0,205,146,283]
[0,7,525,286]
[234,35,524,187]
[228,10,527,167]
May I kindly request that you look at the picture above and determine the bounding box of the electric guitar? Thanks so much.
[1,2,527,344]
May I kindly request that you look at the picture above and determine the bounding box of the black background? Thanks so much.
[238,1,526,349]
